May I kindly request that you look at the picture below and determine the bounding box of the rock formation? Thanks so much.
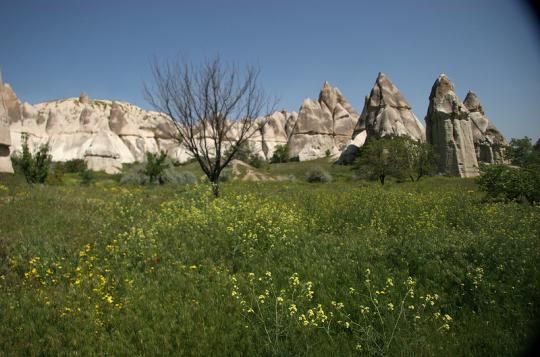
[353,72,425,141]
[338,73,424,164]
[425,74,479,177]
[288,81,358,160]
[7,87,186,174]
[256,110,297,160]
[0,74,14,173]
[3,81,302,173]
[463,91,507,164]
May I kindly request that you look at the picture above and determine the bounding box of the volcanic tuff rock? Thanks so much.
[463,91,507,164]
[288,81,358,160]
[425,74,479,177]
[7,87,187,174]
[256,110,297,160]
[353,73,425,141]
[3,82,300,173]
[338,73,425,164]
[0,77,14,173]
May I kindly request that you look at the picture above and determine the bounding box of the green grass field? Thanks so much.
[0,163,539,356]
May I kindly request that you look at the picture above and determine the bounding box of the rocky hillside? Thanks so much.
[0,73,509,177]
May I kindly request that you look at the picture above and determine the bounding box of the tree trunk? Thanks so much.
[211,181,220,197]
[379,174,385,185]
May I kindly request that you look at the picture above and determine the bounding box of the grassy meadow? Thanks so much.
[0,162,539,356]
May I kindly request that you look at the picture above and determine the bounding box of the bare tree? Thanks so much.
[144,56,272,196]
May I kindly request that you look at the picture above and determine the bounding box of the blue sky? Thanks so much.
[1,0,539,140]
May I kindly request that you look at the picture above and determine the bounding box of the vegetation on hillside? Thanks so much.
[0,171,538,355]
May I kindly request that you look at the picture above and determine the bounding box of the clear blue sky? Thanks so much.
[1,0,539,140]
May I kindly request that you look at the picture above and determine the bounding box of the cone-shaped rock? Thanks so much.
[288,81,359,161]
[353,73,425,141]
[463,91,507,164]
[0,75,14,173]
[425,74,479,177]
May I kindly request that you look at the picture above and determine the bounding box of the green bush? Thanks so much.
[271,144,289,163]
[120,164,149,185]
[477,164,540,204]
[45,163,65,186]
[306,166,332,183]
[144,151,169,185]
[11,133,52,184]
[121,162,197,186]
[162,170,198,185]
[505,137,540,168]
[56,159,87,173]
[225,141,265,168]
[79,168,95,186]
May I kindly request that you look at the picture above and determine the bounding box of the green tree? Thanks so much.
[354,136,436,185]
[477,164,540,204]
[354,137,400,185]
[270,144,289,163]
[505,137,540,169]
[398,137,437,182]
[15,133,52,184]
[144,151,169,185]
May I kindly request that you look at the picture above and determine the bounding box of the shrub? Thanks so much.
[225,141,265,168]
[162,169,198,185]
[11,133,52,184]
[79,168,95,186]
[61,159,87,173]
[477,164,540,204]
[354,136,436,185]
[121,162,197,186]
[271,144,289,163]
[306,167,332,183]
[505,137,540,168]
[144,151,169,185]
[45,163,64,185]
[120,165,149,185]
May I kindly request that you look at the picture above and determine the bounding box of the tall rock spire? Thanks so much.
[425,74,479,177]
[287,81,358,161]
[0,70,14,173]
[353,72,425,141]
[463,91,507,164]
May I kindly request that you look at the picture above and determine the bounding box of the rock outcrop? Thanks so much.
[338,73,424,164]
[463,91,507,164]
[4,82,302,173]
[353,72,425,141]
[255,110,297,160]
[288,81,358,161]
[7,89,187,173]
[425,74,479,177]
[0,76,14,173]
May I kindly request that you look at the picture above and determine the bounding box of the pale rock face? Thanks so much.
[288,81,358,160]
[463,91,507,164]
[5,84,186,173]
[425,74,479,177]
[253,111,297,160]
[354,73,425,141]
[5,80,304,172]
[0,80,14,173]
